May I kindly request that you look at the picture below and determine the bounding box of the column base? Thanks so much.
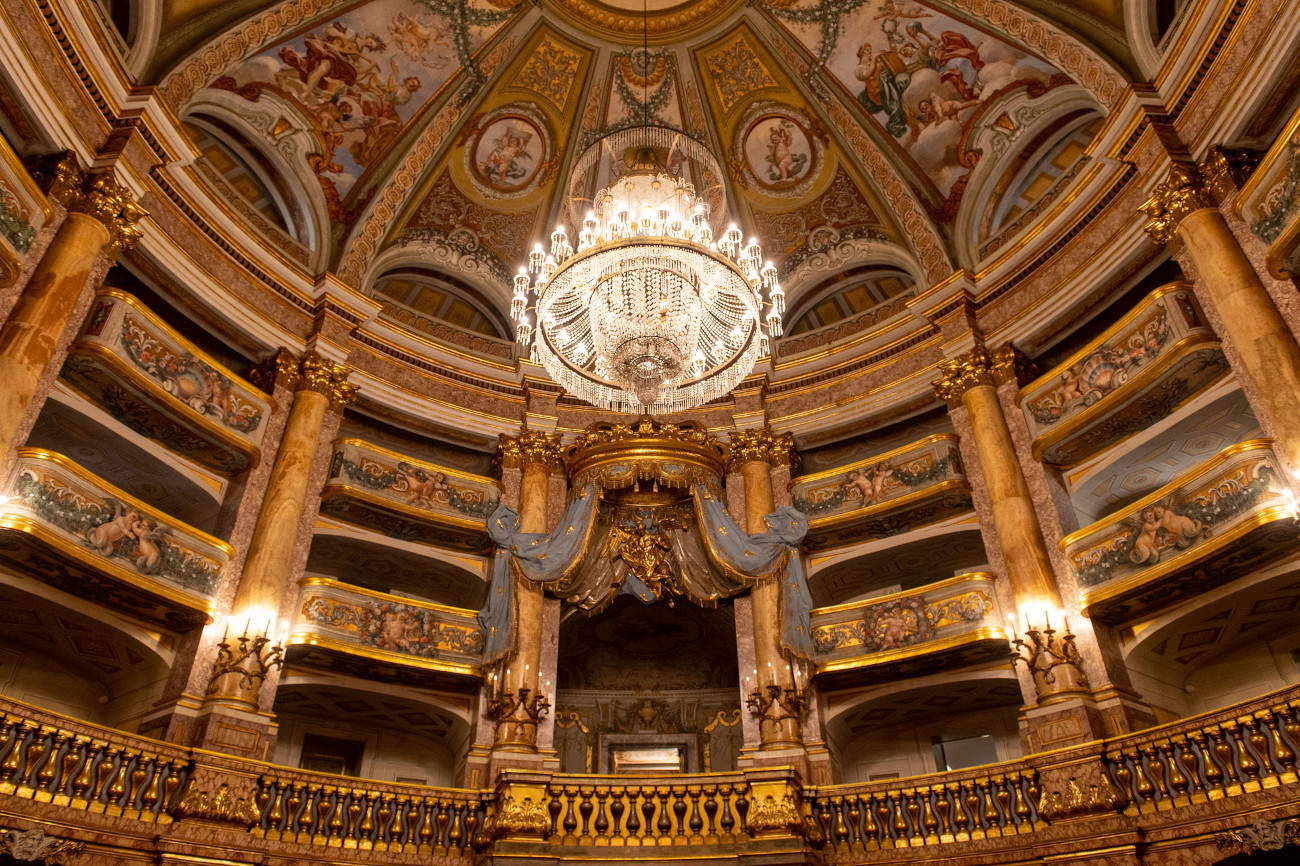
[488,746,559,780]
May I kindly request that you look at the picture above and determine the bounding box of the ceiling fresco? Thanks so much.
[160,0,1128,321]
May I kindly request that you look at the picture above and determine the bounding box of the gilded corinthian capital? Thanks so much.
[726,427,797,472]
[932,344,1025,405]
[297,351,358,412]
[497,430,565,471]
[1139,163,1216,245]
[33,153,146,256]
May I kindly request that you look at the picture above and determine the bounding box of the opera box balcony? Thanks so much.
[810,573,1008,689]
[1020,282,1229,466]
[791,434,970,550]
[60,289,273,475]
[1062,439,1296,623]
[319,438,499,553]
[288,576,484,689]
[0,448,231,628]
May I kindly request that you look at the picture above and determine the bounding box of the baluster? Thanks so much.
[1142,745,1168,803]
[1012,777,1031,827]
[435,799,452,849]
[610,788,626,838]
[328,788,346,842]
[700,786,716,837]
[161,762,183,815]
[625,787,642,838]
[464,803,482,851]
[0,721,31,783]
[89,744,119,803]
[734,785,750,834]
[1245,717,1273,778]
[861,794,880,846]
[0,717,17,772]
[564,787,580,838]
[1281,705,1300,758]
[108,749,137,807]
[1189,732,1221,794]
[409,797,427,849]
[1129,749,1155,807]
[390,796,410,847]
[951,784,970,835]
[69,738,94,799]
[19,727,51,789]
[876,796,893,843]
[718,785,734,836]
[1159,742,1188,800]
[1265,709,1297,774]
[963,783,982,833]
[139,758,165,815]
[376,796,395,846]
[417,797,435,849]
[128,753,151,810]
[39,731,69,793]
[546,786,562,837]
[447,803,464,850]
[846,794,864,846]
[57,734,83,797]
[360,793,377,845]
[671,787,688,839]
[1210,728,1240,788]
[894,793,910,841]
[934,784,952,835]
[922,787,940,838]
[343,790,361,843]
[655,787,671,837]
[688,786,703,838]
[573,787,591,838]
[262,781,283,831]
[593,787,610,837]
[298,785,318,838]
[980,781,1000,830]
[824,795,844,846]
[994,778,1013,830]
[1228,723,1260,784]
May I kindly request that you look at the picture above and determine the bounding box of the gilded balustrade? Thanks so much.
[289,576,484,682]
[319,438,499,553]
[811,573,1008,688]
[60,289,273,475]
[791,434,971,549]
[0,448,232,628]
[1019,283,1229,466]
[808,766,1042,850]
[1061,439,1296,623]
[252,768,488,852]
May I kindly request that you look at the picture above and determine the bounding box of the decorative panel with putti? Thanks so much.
[320,438,499,553]
[810,573,1007,688]
[1020,283,1229,467]
[290,577,483,683]
[1063,439,1294,623]
[0,448,231,629]
[791,434,970,549]
[61,289,272,475]
[1238,108,1300,279]
[0,140,48,289]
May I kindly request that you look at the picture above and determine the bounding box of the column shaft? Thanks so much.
[508,460,549,696]
[740,459,784,689]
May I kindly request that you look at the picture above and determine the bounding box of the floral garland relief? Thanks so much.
[330,450,499,518]
[812,590,991,654]
[301,594,484,657]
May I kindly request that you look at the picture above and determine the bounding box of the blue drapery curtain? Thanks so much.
[691,485,814,661]
[478,485,601,665]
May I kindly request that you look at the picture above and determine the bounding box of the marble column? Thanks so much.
[933,346,1060,610]
[728,428,804,753]
[1141,162,1300,475]
[0,157,143,465]
[193,351,356,758]
[489,430,564,763]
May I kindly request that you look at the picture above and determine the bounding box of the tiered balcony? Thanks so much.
[287,577,483,689]
[1020,283,1229,466]
[1062,439,1295,623]
[319,439,498,553]
[810,573,1008,688]
[792,434,970,550]
[0,448,230,628]
[60,289,273,475]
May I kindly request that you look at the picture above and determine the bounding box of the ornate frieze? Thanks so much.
[726,428,796,472]
[1139,163,1217,245]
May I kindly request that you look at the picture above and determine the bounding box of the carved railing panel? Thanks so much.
[1062,439,1293,623]
[290,577,484,679]
[791,434,970,549]
[61,289,272,475]
[1239,110,1300,279]
[810,573,1008,688]
[0,139,48,288]
[320,438,499,553]
[0,449,231,628]
[1020,283,1229,466]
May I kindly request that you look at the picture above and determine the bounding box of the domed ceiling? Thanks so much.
[154,0,1131,339]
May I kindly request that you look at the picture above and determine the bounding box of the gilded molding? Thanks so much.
[31,153,145,256]
[497,430,565,471]
[1139,163,1217,245]
[726,428,797,472]
[491,789,551,838]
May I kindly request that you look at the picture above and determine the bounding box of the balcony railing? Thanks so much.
[288,577,483,684]
[61,289,273,475]
[1239,107,1300,279]
[320,438,499,553]
[1019,283,1229,466]
[1,687,1299,862]
[0,448,230,628]
[811,573,1008,687]
[791,434,971,549]
[1062,439,1295,623]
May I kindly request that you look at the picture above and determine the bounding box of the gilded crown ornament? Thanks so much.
[565,417,727,491]
[1139,163,1217,245]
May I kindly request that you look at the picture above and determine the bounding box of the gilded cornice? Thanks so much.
[726,428,797,472]
[932,344,1024,405]
[497,430,565,471]
[1139,163,1217,245]
[31,153,145,256]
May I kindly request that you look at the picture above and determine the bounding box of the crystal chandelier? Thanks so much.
[509,125,785,414]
